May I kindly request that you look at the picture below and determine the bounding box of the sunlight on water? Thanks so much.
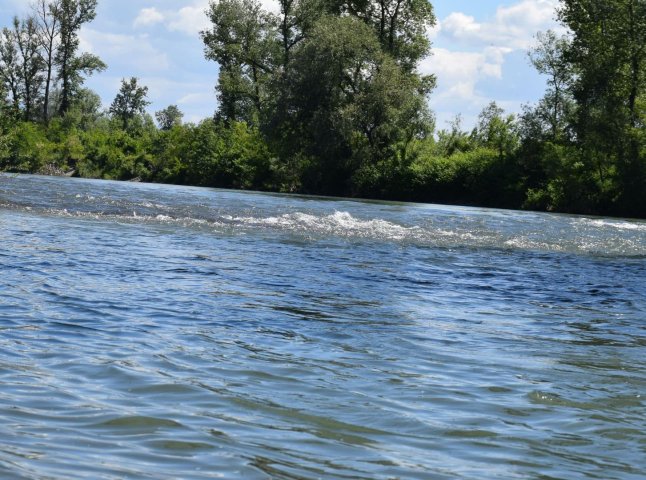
[2,175,646,257]
[1,175,645,479]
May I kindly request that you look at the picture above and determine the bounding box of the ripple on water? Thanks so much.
[93,416,185,433]
[0,175,645,479]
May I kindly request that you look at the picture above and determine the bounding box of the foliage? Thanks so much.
[556,0,646,216]
[337,0,437,71]
[56,0,106,115]
[473,102,519,159]
[13,16,45,120]
[0,82,13,160]
[202,0,277,125]
[178,119,274,190]
[527,30,575,141]
[0,121,54,172]
[0,25,21,111]
[0,0,104,122]
[202,0,436,196]
[110,77,150,129]
[33,0,62,123]
[155,105,183,130]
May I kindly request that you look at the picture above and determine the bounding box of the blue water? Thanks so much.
[1,174,645,479]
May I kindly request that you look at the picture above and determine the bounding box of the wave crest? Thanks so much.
[225,211,420,241]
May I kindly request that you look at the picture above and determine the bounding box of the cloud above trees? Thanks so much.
[426,0,561,127]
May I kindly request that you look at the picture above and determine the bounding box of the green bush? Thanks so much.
[179,120,274,190]
[2,122,55,173]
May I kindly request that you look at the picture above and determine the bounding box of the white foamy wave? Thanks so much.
[225,211,421,241]
[75,194,96,201]
[504,237,565,252]
[46,208,224,230]
[581,219,646,232]
[25,205,646,256]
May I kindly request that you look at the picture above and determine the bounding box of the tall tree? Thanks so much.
[0,81,9,165]
[0,78,6,112]
[0,26,21,111]
[474,102,519,161]
[203,0,436,192]
[34,0,61,122]
[14,16,44,120]
[558,0,646,213]
[528,30,575,140]
[337,0,436,71]
[155,105,184,130]
[109,77,150,129]
[274,15,433,192]
[202,0,277,124]
[275,0,329,73]
[55,0,105,116]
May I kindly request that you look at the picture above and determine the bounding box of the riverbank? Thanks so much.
[2,115,644,220]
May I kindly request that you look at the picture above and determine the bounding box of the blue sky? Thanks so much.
[0,0,561,128]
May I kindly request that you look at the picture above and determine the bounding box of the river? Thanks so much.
[1,174,644,479]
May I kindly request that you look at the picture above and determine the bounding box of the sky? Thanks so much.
[0,0,562,129]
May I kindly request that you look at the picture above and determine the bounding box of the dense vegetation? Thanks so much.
[1,0,644,218]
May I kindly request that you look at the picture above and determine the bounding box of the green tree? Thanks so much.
[109,77,150,129]
[0,26,21,111]
[280,15,432,193]
[0,82,10,163]
[558,0,646,214]
[473,102,519,161]
[280,16,383,166]
[180,119,273,189]
[34,0,62,122]
[202,0,277,124]
[63,87,103,130]
[435,115,475,157]
[148,122,187,182]
[520,30,580,211]
[155,105,184,130]
[337,0,436,71]
[14,16,44,120]
[528,30,575,140]
[273,0,334,77]
[55,0,105,115]
[202,0,436,195]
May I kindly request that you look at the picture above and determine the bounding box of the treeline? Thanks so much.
[1,0,644,218]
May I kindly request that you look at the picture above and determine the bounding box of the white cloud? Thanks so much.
[259,0,281,15]
[424,0,562,128]
[427,18,442,41]
[80,29,171,72]
[134,7,165,28]
[164,0,281,36]
[441,0,560,50]
[166,0,210,36]
[421,47,511,104]
[421,48,500,125]
[442,13,481,41]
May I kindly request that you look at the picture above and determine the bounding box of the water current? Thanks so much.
[1,174,645,479]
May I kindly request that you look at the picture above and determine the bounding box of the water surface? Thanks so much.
[1,175,645,479]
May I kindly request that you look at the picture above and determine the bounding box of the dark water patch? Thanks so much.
[93,416,185,434]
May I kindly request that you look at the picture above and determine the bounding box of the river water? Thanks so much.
[1,174,644,479]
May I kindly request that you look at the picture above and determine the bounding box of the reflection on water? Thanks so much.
[0,174,645,479]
